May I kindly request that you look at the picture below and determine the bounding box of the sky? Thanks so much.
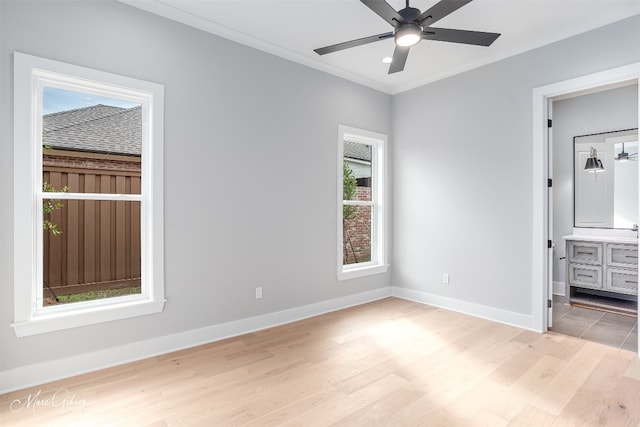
[43,86,140,115]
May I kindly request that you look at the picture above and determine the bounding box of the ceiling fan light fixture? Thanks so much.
[616,151,630,162]
[614,143,636,162]
[395,23,422,47]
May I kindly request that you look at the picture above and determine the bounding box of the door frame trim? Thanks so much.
[532,62,640,341]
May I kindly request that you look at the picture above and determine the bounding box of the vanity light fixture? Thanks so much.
[614,143,637,162]
[584,146,604,172]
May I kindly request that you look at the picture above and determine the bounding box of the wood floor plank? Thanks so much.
[330,386,425,426]
[470,409,510,426]
[1,297,638,426]
[529,340,611,416]
[276,374,414,426]
[625,355,640,380]
[507,404,557,426]
[560,350,639,425]
[444,379,509,421]
[241,388,340,427]
[488,343,546,387]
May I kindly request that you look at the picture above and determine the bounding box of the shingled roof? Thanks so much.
[344,140,371,163]
[43,104,141,156]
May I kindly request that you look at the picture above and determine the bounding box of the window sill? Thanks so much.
[338,264,389,281]
[11,298,166,337]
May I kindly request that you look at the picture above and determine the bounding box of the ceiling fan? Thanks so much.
[615,143,638,162]
[314,0,501,74]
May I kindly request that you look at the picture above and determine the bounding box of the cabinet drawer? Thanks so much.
[606,244,638,268]
[607,268,638,296]
[568,241,602,265]
[568,264,603,290]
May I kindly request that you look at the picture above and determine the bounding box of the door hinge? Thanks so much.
[548,300,552,308]
[548,240,552,248]
[548,178,552,188]
[547,119,552,128]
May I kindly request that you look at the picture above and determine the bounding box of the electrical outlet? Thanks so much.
[443,274,449,284]
[255,287,263,299]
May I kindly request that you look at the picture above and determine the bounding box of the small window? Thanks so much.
[12,53,165,336]
[338,125,388,280]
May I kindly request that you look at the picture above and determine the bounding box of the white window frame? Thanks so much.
[12,52,165,337]
[338,125,388,280]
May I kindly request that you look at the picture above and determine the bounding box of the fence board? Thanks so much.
[66,173,80,285]
[84,175,96,284]
[115,177,126,280]
[131,178,141,276]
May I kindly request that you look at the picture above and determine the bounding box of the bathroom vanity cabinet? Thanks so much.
[564,236,638,297]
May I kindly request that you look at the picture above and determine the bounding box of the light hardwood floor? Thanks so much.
[2,297,639,426]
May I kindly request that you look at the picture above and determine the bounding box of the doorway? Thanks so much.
[549,87,638,351]
[531,61,640,355]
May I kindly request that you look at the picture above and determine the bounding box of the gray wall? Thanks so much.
[0,1,391,372]
[392,15,640,316]
[552,86,638,285]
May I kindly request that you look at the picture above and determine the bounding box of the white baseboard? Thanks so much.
[0,287,392,394]
[391,286,536,331]
[553,281,566,296]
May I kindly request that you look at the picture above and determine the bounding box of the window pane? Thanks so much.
[42,87,142,195]
[343,204,372,265]
[43,199,141,305]
[343,141,372,202]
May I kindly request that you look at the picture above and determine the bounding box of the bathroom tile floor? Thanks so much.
[550,295,638,352]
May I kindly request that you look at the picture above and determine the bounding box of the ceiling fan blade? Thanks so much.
[361,0,404,27]
[314,32,393,55]
[423,27,500,46]
[415,0,473,26]
[388,46,410,74]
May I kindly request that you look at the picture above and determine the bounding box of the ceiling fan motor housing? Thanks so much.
[398,6,421,23]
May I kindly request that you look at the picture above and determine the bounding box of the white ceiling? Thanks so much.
[120,0,640,94]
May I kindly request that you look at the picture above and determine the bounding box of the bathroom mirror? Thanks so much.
[574,128,638,229]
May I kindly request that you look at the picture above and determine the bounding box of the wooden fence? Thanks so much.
[43,151,142,299]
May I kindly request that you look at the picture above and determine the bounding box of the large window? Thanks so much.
[338,125,388,280]
[12,53,165,336]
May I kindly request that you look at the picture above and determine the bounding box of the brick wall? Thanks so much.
[343,186,371,265]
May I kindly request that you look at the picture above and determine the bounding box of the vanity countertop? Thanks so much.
[562,234,638,245]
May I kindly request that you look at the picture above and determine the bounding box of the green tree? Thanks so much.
[42,138,68,302]
[42,133,69,235]
[343,160,358,220]
[343,160,359,263]
[42,181,68,235]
